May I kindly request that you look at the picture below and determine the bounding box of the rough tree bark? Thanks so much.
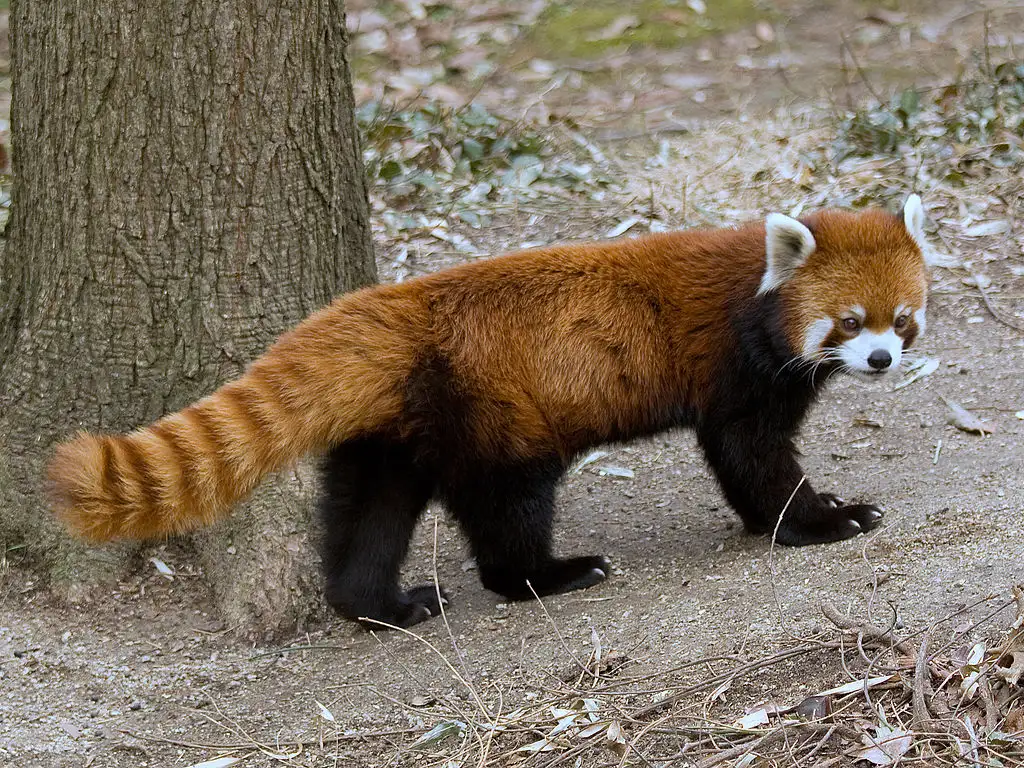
[0,0,375,632]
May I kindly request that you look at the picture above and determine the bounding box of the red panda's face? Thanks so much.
[759,196,932,381]
[802,295,927,381]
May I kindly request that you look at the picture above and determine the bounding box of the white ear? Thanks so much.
[903,194,927,250]
[758,213,816,295]
[902,193,946,268]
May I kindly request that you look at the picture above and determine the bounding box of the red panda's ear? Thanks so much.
[903,194,927,253]
[903,194,947,268]
[757,213,816,295]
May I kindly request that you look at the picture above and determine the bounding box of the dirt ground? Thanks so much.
[3,2,1023,766]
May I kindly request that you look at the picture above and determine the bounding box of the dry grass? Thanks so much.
[127,583,1024,767]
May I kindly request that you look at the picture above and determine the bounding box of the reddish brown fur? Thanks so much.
[48,210,920,542]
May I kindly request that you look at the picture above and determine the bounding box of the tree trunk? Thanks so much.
[0,0,375,633]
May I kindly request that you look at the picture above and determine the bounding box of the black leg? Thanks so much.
[443,461,610,601]
[697,418,883,546]
[319,440,444,629]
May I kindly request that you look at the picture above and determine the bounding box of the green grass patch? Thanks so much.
[835,57,1024,181]
[529,0,764,59]
[357,101,612,225]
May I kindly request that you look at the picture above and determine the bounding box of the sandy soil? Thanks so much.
[3,2,1023,766]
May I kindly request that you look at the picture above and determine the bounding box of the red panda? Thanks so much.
[48,196,932,628]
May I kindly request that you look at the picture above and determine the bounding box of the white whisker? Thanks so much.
[774,349,842,384]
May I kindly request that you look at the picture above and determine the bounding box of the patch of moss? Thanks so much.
[530,0,765,59]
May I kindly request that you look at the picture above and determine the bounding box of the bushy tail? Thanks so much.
[47,301,410,541]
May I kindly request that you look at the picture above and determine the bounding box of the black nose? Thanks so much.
[867,349,892,370]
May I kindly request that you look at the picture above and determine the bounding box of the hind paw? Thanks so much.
[405,584,450,617]
[481,555,611,601]
[329,582,449,630]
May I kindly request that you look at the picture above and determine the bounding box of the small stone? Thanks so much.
[755,21,775,42]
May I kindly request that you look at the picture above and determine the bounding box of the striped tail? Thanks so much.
[47,306,409,541]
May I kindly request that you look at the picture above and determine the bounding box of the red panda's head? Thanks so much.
[758,195,931,381]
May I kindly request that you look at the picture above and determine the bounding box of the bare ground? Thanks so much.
[3,2,1024,766]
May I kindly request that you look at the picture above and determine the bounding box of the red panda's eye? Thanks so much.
[842,317,861,333]
[894,314,909,329]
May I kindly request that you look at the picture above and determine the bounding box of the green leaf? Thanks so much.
[461,138,484,162]
[379,160,403,181]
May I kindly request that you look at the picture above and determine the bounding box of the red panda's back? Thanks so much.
[418,225,768,458]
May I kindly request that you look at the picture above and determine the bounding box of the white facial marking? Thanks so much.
[801,317,834,358]
[913,306,927,336]
[839,328,904,377]
[849,305,866,321]
[894,304,909,320]
[758,214,817,295]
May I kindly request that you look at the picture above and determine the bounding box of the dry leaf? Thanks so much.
[858,726,913,765]
[794,695,831,720]
[185,758,244,768]
[962,273,992,289]
[1005,706,1024,733]
[578,721,606,738]
[58,721,82,739]
[606,217,641,238]
[893,357,939,390]
[316,700,335,722]
[549,713,580,736]
[996,651,1024,687]
[595,465,634,479]
[709,678,732,703]
[354,29,389,55]
[605,720,627,756]
[735,708,770,728]
[961,641,986,699]
[149,556,175,579]
[518,738,557,753]
[662,72,714,90]
[573,450,610,473]
[817,674,896,697]
[412,721,467,750]
[942,397,995,435]
[853,417,884,428]
[963,220,1010,237]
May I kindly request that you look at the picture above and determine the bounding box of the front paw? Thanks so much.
[841,503,884,533]
[776,502,884,546]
